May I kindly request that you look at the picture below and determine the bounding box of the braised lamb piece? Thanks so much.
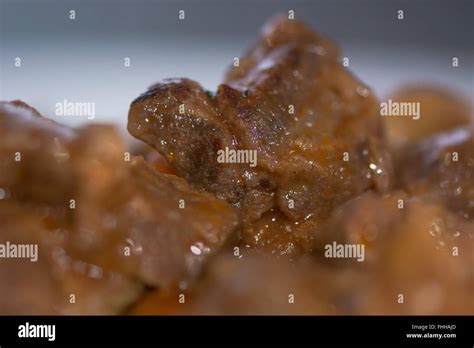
[128,17,393,256]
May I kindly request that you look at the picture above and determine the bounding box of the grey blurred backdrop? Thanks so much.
[0,0,472,128]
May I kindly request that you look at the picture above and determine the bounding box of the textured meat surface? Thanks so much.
[128,78,275,224]
[128,17,393,255]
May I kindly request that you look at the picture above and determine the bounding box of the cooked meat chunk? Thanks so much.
[321,199,472,315]
[311,191,473,314]
[420,134,474,220]
[366,200,473,314]
[128,78,274,224]
[312,190,407,263]
[0,101,74,206]
[0,202,142,315]
[0,101,143,315]
[0,101,239,314]
[128,17,393,255]
[70,147,240,288]
[383,86,472,148]
[395,128,474,219]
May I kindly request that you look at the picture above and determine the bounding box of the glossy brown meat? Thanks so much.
[128,78,273,223]
[128,17,393,256]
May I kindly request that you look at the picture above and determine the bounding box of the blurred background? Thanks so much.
[0,0,472,129]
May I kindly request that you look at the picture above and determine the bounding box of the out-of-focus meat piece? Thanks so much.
[312,191,473,314]
[70,150,240,288]
[423,136,474,220]
[172,253,336,315]
[129,191,473,315]
[67,124,240,288]
[396,128,474,219]
[383,86,472,148]
[189,255,331,315]
[128,17,393,255]
[0,101,74,205]
[312,191,407,263]
[0,202,142,315]
[0,101,239,313]
[366,202,473,314]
